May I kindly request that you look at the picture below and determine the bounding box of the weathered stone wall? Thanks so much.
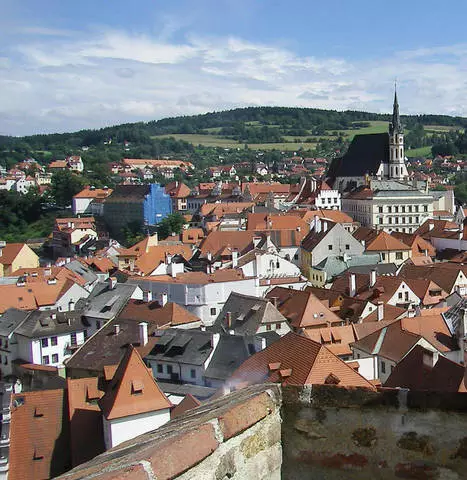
[56,383,467,480]
[281,385,467,480]
[57,384,282,480]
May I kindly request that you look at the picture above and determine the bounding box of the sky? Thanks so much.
[1,0,467,136]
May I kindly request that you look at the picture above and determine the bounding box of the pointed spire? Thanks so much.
[390,83,402,135]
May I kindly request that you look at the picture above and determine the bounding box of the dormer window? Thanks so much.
[131,380,144,395]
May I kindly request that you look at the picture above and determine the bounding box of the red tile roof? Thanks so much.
[0,243,28,266]
[385,345,466,392]
[99,346,172,420]
[67,378,105,467]
[9,389,70,480]
[228,332,375,390]
[170,394,201,419]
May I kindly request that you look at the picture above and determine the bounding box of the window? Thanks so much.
[190,369,196,379]
[423,205,428,212]
[378,206,383,213]
[157,364,163,373]
[210,307,216,316]
[52,354,58,363]
[51,336,58,346]
[381,361,386,374]
[379,218,383,224]
[4,356,7,365]
[328,245,333,251]
[276,323,281,330]
[381,253,386,261]
[96,320,101,330]
[394,206,399,213]
[415,206,419,213]
[266,324,272,331]
[345,244,350,250]
[396,252,403,260]
[398,292,403,299]
[41,338,48,348]
[42,355,50,365]
[388,206,392,213]
[405,292,409,301]
[70,333,77,345]
[389,217,392,224]
[294,253,299,260]
[167,365,173,374]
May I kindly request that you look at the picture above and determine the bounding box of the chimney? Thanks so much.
[314,215,321,233]
[370,269,377,288]
[108,277,117,290]
[166,254,173,265]
[322,221,328,233]
[160,292,168,307]
[207,252,212,261]
[253,236,262,248]
[377,301,384,321]
[143,290,153,303]
[361,240,366,249]
[114,324,120,335]
[44,268,52,276]
[459,230,463,240]
[139,322,148,346]
[226,312,232,329]
[270,296,278,308]
[47,278,57,285]
[428,223,434,231]
[69,300,75,312]
[424,249,428,257]
[349,273,356,297]
[422,349,439,368]
[232,250,238,268]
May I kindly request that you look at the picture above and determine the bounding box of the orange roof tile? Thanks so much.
[99,346,172,420]
[229,332,375,389]
[304,325,357,356]
[67,378,105,466]
[9,389,70,480]
[73,187,113,199]
[170,394,201,419]
[0,243,29,266]
[365,231,411,251]
[314,209,354,224]
[137,269,247,285]
[133,244,193,275]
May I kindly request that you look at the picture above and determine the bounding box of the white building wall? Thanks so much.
[72,197,93,215]
[104,409,171,449]
[315,189,341,210]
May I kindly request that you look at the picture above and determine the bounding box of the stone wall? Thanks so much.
[282,385,467,480]
[56,383,467,480]
[57,384,282,480]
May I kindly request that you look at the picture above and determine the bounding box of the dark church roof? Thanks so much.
[328,132,389,179]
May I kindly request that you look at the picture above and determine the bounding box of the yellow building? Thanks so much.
[0,242,40,277]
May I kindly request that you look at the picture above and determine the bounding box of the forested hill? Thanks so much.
[2,106,467,148]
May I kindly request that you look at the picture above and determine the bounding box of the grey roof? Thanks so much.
[156,381,217,400]
[346,263,398,276]
[212,292,288,335]
[148,329,214,366]
[15,309,86,339]
[64,260,98,285]
[314,254,381,279]
[204,335,253,381]
[0,309,30,337]
[83,282,137,320]
[442,297,467,335]
[327,132,389,179]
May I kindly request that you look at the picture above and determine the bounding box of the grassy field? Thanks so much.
[153,119,454,155]
[153,133,317,151]
[406,146,432,158]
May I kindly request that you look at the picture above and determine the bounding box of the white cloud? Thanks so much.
[1,28,467,135]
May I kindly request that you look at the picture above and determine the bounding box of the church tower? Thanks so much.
[388,87,408,180]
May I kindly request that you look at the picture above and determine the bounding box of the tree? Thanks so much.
[50,170,85,207]
[157,213,186,239]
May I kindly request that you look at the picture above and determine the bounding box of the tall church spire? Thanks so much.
[390,84,402,135]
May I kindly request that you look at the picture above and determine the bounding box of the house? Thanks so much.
[146,328,267,389]
[128,269,258,325]
[209,165,237,178]
[0,242,39,277]
[0,308,88,377]
[48,160,68,171]
[103,184,172,234]
[165,181,191,212]
[8,388,71,480]
[122,158,194,172]
[72,186,113,216]
[224,249,306,294]
[51,217,99,258]
[99,346,172,449]
[300,217,365,283]
[67,156,84,173]
[0,275,90,315]
[350,316,455,383]
[354,228,412,265]
[212,292,291,336]
[226,332,375,391]
[384,345,466,392]
[265,288,344,332]
[391,231,436,260]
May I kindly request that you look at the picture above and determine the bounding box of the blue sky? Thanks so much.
[1,0,467,135]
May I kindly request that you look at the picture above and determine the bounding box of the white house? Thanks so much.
[99,346,172,449]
